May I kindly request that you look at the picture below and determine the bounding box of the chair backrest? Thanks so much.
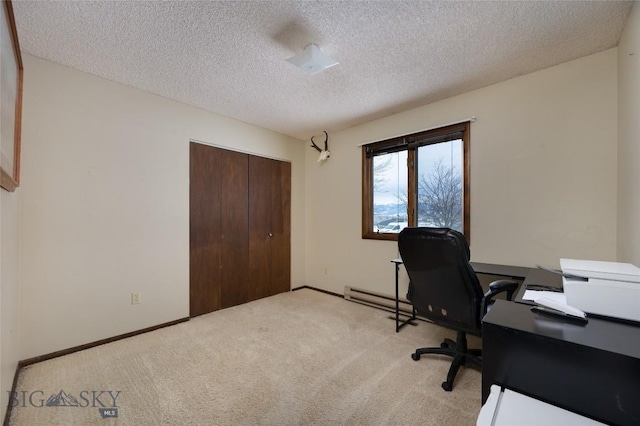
[398,227,483,335]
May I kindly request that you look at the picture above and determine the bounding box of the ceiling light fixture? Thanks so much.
[286,44,338,75]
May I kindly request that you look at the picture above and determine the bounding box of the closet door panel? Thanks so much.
[270,160,291,295]
[219,149,249,309]
[189,143,222,316]
[248,155,272,301]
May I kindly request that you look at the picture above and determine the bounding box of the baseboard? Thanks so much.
[344,286,414,314]
[3,362,21,426]
[294,285,426,322]
[291,285,344,298]
[5,317,188,424]
[18,317,190,368]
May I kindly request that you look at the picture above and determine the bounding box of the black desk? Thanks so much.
[391,259,529,332]
[471,262,530,280]
[483,281,640,425]
[514,267,563,304]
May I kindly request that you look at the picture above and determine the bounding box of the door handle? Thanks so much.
[269,233,273,237]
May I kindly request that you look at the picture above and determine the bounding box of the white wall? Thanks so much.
[618,2,640,265]
[306,49,618,297]
[19,55,306,359]
[1,179,20,421]
[10,9,633,374]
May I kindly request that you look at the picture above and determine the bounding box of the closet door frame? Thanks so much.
[190,142,291,317]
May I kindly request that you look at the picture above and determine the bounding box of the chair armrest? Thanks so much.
[488,279,519,300]
[482,279,520,315]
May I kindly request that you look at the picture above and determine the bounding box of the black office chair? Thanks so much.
[398,227,519,391]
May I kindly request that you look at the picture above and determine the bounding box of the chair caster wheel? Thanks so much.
[441,381,452,392]
[411,353,420,361]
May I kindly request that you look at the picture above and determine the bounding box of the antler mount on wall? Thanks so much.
[311,131,330,162]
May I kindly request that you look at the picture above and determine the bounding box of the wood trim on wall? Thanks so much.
[4,317,187,424]
[3,363,21,426]
[18,317,189,367]
[291,285,344,298]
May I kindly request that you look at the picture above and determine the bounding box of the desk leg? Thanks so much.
[395,263,400,332]
[395,262,416,332]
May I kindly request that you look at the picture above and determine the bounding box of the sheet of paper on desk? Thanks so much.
[523,290,567,304]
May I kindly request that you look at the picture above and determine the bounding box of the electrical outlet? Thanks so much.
[131,292,140,305]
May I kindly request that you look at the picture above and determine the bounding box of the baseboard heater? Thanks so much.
[344,286,417,318]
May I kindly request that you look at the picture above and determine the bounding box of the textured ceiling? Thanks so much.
[12,1,634,141]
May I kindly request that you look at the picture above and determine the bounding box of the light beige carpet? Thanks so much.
[9,289,482,425]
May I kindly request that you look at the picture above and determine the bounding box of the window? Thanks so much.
[362,122,470,241]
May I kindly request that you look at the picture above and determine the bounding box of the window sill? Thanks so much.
[362,232,399,241]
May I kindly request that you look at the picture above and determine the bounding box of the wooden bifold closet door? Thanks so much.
[189,143,291,317]
[248,155,291,301]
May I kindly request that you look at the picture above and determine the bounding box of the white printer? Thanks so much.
[560,258,640,322]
